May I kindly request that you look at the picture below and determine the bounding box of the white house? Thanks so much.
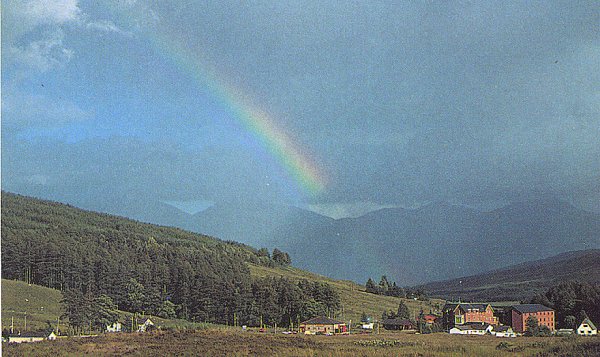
[361,322,374,330]
[449,323,493,335]
[106,321,122,333]
[449,326,468,335]
[494,325,516,338]
[577,318,597,336]
[137,318,155,332]
[556,329,574,336]
[8,331,57,343]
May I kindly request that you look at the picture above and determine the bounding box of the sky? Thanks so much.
[2,0,600,220]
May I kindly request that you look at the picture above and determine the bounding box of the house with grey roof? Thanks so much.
[576,318,597,336]
[511,304,554,333]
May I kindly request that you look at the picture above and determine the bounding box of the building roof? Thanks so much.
[452,325,472,331]
[137,317,154,324]
[579,318,597,330]
[495,326,513,332]
[15,331,51,338]
[453,323,491,331]
[300,316,345,325]
[443,303,491,313]
[512,304,553,313]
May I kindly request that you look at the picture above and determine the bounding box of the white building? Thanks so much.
[449,324,493,335]
[137,318,155,332]
[494,325,516,337]
[577,318,597,336]
[106,322,122,333]
[7,331,57,343]
[361,322,374,330]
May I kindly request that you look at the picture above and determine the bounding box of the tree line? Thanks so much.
[1,192,339,331]
[365,276,427,300]
[530,281,600,329]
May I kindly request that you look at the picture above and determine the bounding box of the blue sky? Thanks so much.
[2,0,599,219]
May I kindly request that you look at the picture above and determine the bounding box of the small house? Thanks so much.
[449,325,470,335]
[361,322,374,330]
[449,323,493,335]
[47,331,57,340]
[556,329,574,336]
[494,325,516,337]
[576,318,597,336]
[106,321,122,333]
[421,314,439,325]
[299,316,347,335]
[7,331,56,343]
[137,318,155,332]
[381,318,414,330]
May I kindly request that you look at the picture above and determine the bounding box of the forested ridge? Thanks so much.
[1,192,340,329]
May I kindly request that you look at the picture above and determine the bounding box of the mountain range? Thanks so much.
[100,196,600,286]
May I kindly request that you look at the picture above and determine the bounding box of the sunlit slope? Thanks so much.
[1,279,216,333]
[248,264,445,323]
[1,279,64,332]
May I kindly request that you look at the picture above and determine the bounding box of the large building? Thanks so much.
[299,316,347,335]
[511,304,554,333]
[442,303,498,329]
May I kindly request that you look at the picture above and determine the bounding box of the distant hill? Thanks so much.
[417,249,600,301]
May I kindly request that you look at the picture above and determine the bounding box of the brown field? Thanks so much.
[4,329,599,357]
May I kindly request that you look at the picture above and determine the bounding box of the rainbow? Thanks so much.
[110,6,327,196]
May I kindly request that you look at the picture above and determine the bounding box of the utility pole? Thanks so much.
[56,316,60,335]
[24,313,27,332]
[11,316,14,334]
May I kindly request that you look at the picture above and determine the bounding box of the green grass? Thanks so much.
[1,279,212,334]
[248,264,445,323]
[1,279,64,332]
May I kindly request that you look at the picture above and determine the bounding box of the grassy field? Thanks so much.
[4,329,599,356]
[1,279,211,334]
[1,279,64,332]
[249,264,446,323]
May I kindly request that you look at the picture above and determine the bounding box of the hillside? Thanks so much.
[248,264,444,322]
[417,249,600,301]
[1,279,216,333]
[0,192,439,329]
[1,279,64,332]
